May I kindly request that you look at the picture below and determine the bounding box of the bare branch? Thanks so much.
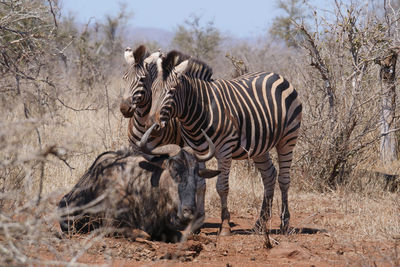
[56,96,96,112]
[47,0,58,29]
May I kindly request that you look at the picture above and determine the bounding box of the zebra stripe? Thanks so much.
[121,47,214,221]
[147,51,302,235]
[121,46,183,149]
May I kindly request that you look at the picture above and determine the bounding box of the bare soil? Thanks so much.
[43,202,397,267]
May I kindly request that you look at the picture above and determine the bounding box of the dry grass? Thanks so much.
[1,88,400,265]
[205,159,400,239]
[0,79,128,265]
[202,159,400,265]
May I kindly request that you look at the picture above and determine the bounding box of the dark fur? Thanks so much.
[58,147,183,241]
[133,45,147,65]
[162,50,213,81]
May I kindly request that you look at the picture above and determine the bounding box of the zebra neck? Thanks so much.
[131,105,150,128]
[177,80,219,152]
[179,80,213,127]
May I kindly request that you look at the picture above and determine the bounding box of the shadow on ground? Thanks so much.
[202,222,327,236]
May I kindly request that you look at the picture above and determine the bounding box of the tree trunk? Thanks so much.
[378,51,398,164]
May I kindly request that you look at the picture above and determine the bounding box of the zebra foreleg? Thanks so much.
[216,158,232,236]
[194,175,206,231]
[279,180,290,234]
[254,154,277,234]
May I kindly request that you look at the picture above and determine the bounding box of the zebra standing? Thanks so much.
[145,51,302,235]
[120,46,209,222]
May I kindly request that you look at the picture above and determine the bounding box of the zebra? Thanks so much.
[120,45,182,148]
[145,51,302,236]
[119,46,209,223]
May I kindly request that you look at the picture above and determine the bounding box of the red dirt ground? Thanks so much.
[44,211,396,267]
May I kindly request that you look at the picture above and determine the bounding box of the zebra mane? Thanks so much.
[162,50,213,81]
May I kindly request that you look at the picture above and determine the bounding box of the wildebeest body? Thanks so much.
[59,148,188,240]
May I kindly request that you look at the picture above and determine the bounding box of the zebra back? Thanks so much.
[151,51,302,160]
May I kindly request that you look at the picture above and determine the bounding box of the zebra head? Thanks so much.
[146,51,192,131]
[120,45,163,118]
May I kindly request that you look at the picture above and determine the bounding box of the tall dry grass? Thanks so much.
[0,76,128,265]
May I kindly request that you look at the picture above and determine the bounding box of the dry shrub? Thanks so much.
[289,2,400,192]
[0,0,130,264]
[218,2,400,193]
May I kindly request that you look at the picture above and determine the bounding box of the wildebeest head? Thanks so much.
[58,125,219,237]
[120,45,163,118]
[139,123,220,227]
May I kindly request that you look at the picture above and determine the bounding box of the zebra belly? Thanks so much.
[230,141,276,160]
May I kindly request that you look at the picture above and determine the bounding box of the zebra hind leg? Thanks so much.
[276,141,297,234]
[253,153,277,234]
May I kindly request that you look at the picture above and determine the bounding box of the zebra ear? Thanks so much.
[156,57,163,73]
[144,52,161,64]
[133,45,147,64]
[143,51,161,68]
[174,60,189,77]
[124,47,135,65]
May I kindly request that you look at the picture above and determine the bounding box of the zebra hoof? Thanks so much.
[219,227,231,236]
[280,223,290,235]
[253,219,268,234]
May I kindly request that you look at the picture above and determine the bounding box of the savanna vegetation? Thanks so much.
[0,0,399,265]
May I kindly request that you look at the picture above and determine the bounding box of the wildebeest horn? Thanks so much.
[195,129,216,162]
[139,123,157,154]
[140,123,181,157]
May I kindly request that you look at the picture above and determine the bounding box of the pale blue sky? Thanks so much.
[61,0,331,38]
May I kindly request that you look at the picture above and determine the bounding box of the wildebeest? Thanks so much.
[58,125,220,241]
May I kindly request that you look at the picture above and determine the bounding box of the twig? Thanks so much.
[381,127,400,136]
[288,212,320,235]
[37,160,45,206]
[0,25,28,35]
[102,74,112,140]
[47,0,58,29]
[56,96,96,112]
[67,231,107,266]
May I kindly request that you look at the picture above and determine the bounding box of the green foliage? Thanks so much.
[269,0,309,47]
[102,3,133,58]
[58,3,133,90]
[172,15,221,61]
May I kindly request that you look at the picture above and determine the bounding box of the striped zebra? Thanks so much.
[145,51,302,235]
[119,46,209,223]
[120,45,182,148]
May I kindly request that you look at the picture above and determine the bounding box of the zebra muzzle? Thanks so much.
[120,99,136,118]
